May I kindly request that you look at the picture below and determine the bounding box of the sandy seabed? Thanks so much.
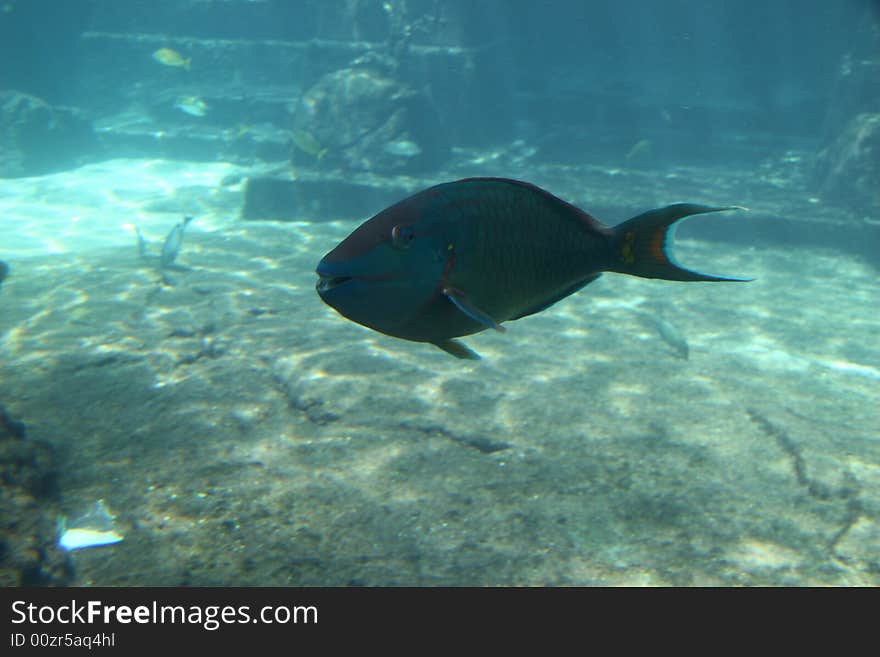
[1,159,877,585]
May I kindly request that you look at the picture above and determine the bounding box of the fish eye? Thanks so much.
[391,224,415,249]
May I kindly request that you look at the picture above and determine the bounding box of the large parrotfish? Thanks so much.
[316,177,749,359]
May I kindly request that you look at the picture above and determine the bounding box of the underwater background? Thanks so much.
[0,0,877,586]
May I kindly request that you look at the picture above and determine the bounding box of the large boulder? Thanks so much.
[0,90,101,178]
[812,18,879,215]
[291,61,448,174]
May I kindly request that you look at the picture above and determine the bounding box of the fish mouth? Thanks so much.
[316,258,358,294]
[316,273,353,294]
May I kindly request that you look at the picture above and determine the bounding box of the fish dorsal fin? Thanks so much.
[432,339,481,360]
[508,274,601,321]
[442,287,506,332]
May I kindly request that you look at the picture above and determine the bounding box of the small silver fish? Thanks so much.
[652,316,689,360]
[384,139,422,157]
[626,138,652,160]
[161,216,193,268]
[57,500,123,552]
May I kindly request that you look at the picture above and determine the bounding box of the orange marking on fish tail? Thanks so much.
[649,228,669,263]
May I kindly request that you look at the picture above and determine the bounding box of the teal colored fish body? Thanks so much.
[316,178,749,359]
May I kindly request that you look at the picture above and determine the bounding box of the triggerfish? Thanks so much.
[316,178,750,359]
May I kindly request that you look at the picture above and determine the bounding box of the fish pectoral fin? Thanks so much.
[432,339,481,360]
[442,287,506,332]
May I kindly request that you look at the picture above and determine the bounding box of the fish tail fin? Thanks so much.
[608,203,752,282]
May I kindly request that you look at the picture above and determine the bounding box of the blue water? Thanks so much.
[0,0,877,586]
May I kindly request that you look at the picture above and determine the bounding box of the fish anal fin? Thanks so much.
[432,339,481,360]
[442,287,505,332]
[509,274,601,321]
